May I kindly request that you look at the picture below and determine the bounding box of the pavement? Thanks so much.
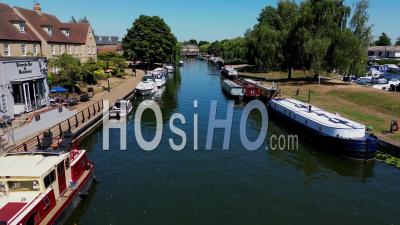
[1,69,144,154]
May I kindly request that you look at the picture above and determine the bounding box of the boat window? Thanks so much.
[114,102,121,108]
[7,180,39,192]
[25,210,40,225]
[44,170,56,188]
[65,158,70,170]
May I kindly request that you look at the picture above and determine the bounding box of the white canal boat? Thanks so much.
[269,98,378,159]
[221,79,243,98]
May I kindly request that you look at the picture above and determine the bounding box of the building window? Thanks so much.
[87,45,90,54]
[21,44,27,56]
[43,26,53,36]
[59,45,63,54]
[68,46,72,54]
[61,28,70,37]
[50,45,55,55]
[92,46,95,55]
[89,32,93,38]
[33,44,38,56]
[108,36,112,41]
[3,43,10,56]
[75,46,78,55]
[98,36,102,42]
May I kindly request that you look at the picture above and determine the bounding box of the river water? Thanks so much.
[67,60,400,225]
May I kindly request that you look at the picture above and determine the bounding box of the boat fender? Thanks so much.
[79,191,89,197]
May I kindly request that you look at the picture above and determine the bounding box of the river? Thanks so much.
[66,60,400,225]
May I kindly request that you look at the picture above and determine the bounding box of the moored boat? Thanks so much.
[233,79,260,99]
[221,79,243,98]
[0,137,94,225]
[152,68,167,87]
[109,99,133,119]
[221,67,239,80]
[268,98,378,159]
[135,75,158,96]
[165,65,174,73]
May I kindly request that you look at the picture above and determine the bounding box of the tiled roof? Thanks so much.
[0,3,40,42]
[15,6,89,44]
[63,23,89,44]
[95,36,119,45]
[98,43,123,53]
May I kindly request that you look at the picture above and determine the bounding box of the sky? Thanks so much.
[3,0,399,42]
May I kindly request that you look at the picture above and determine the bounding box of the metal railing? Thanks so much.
[8,99,104,153]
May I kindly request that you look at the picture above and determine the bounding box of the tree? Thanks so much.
[245,0,370,77]
[122,15,177,65]
[187,39,198,45]
[395,37,400,46]
[375,32,392,46]
[49,54,80,92]
[198,41,209,46]
[199,44,210,53]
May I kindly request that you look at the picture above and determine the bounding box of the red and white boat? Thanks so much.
[233,79,261,98]
[0,147,94,225]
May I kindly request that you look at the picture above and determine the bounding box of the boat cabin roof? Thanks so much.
[223,79,242,88]
[273,98,365,129]
[0,152,68,178]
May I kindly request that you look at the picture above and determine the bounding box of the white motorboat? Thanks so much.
[152,68,167,87]
[135,75,158,95]
[109,99,133,119]
[165,65,174,73]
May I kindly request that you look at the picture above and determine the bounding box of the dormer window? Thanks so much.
[12,21,25,33]
[61,28,70,37]
[42,26,53,36]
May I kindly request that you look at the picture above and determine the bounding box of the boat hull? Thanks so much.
[135,88,156,96]
[47,167,95,225]
[268,105,378,160]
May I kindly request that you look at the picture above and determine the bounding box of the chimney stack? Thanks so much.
[33,2,41,14]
